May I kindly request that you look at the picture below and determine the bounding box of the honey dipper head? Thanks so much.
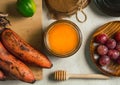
[54,70,68,81]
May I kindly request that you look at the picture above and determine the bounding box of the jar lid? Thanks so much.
[45,0,90,19]
[94,0,120,16]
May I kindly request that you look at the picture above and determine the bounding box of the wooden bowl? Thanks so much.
[90,21,120,76]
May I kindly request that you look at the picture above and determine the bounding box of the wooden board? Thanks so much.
[0,0,42,80]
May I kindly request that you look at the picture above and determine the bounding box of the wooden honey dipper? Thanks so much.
[54,70,109,81]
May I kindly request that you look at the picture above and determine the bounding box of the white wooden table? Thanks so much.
[0,0,120,85]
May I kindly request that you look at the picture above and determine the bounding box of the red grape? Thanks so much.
[106,38,116,49]
[94,33,120,65]
[99,55,110,66]
[114,32,120,43]
[117,57,120,64]
[97,45,108,55]
[95,34,108,44]
[115,44,120,52]
[107,50,119,60]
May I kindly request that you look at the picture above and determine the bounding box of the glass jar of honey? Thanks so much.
[44,20,82,58]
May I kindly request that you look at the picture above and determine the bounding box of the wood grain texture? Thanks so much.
[90,21,120,76]
[0,0,42,80]
[54,70,109,81]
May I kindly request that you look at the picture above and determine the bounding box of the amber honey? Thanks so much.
[44,20,82,57]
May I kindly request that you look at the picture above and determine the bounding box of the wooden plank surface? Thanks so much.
[0,0,42,80]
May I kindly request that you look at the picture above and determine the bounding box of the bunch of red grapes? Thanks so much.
[95,32,120,66]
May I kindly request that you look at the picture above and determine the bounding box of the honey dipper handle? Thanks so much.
[69,74,109,79]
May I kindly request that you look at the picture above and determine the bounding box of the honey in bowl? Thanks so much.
[44,20,82,57]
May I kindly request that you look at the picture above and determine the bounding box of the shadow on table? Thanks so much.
[48,72,59,82]
[6,1,25,21]
[89,0,111,18]
[84,0,111,74]
[84,29,102,74]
